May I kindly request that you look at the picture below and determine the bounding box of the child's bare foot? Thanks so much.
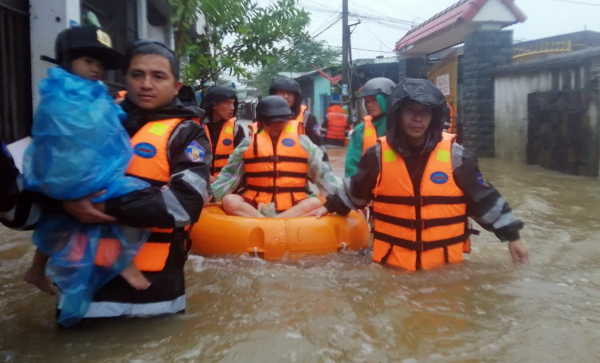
[120,264,151,290]
[23,268,57,295]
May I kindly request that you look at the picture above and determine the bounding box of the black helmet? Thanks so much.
[386,78,449,157]
[201,85,239,120]
[256,96,292,125]
[177,85,197,107]
[52,25,124,70]
[269,76,303,116]
[357,77,396,98]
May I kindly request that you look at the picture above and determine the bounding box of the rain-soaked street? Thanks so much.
[1,148,600,363]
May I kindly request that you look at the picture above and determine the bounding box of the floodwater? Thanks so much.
[1,148,600,363]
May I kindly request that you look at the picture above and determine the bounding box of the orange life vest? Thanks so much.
[325,105,347,140]
[205,118,236,177]
[362,116,378,155]
[249,122,258,136]
[116,90,127,100]
[445,102,455,133]
[372,133,470,271]
[249,119,305,137]
[94,118,192,272]
[242,121,308,212]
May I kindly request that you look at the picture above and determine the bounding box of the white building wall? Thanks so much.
[494,72,554,163]
[30,0,80,109]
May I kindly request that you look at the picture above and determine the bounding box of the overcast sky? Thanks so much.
[258,0,600,61]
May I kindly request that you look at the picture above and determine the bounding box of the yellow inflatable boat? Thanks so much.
[189,204,370,260]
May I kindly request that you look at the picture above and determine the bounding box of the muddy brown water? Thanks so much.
[1,148,600,362]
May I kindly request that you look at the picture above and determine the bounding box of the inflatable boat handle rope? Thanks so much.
[251,242,347,258]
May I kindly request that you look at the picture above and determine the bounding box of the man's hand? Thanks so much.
[508,239,529,264]
[63,192,116,224]
[209,175,217,184]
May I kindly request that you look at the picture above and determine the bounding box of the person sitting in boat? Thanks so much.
[312,78,529,271]
[211,95,343,218]
[201,85,246,181]
[249,77,329,163]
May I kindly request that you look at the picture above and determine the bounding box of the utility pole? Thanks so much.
[341,0,349,103]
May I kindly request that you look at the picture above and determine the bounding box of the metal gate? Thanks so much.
[0,0,32,143]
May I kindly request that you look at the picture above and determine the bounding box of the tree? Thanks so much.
[250,35,341,95]
[169,0,310,87]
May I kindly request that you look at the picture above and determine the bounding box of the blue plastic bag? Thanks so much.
[23,67,143,201]
[36,214,149,327]
[23,67,150,326]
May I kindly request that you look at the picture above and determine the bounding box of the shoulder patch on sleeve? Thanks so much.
[185,141,206,162]
[477,172,491,188]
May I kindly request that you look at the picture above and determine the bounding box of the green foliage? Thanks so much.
[169,0,311,87]
[250,34,341,95]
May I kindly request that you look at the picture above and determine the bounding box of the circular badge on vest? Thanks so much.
[133,142,157,159]
[223,138,233,146]
[281,138,295,147]
[430,171,448,184]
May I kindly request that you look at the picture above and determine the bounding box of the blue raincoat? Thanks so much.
[23,67,150,327]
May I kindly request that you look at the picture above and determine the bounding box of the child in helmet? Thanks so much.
[22,26,151,325]
[212,96,343,218]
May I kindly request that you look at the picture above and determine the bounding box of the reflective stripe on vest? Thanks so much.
[362,116,378,155]
[372,134,469,271]
[205,118,236,177]
[242,120,308,212]
[94,118,187,272]
[326,105,347,140]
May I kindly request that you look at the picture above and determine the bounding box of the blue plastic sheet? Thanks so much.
[23,67,150,326]
[35,215,149,327]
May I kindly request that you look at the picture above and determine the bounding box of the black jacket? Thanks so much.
[0,142,39,230]
[104,98,211,230]
[326,141,523,242]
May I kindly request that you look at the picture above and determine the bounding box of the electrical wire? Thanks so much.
[309,4,342,36]
[362,22,394,51]
[312,14,342,38]
[327,45,396,54]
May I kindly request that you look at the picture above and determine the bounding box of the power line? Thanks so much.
[362,22,394,51]
[327,45,396,54]
[302,4,414,28]
[312,14,342,38]
[310,5,342,36]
